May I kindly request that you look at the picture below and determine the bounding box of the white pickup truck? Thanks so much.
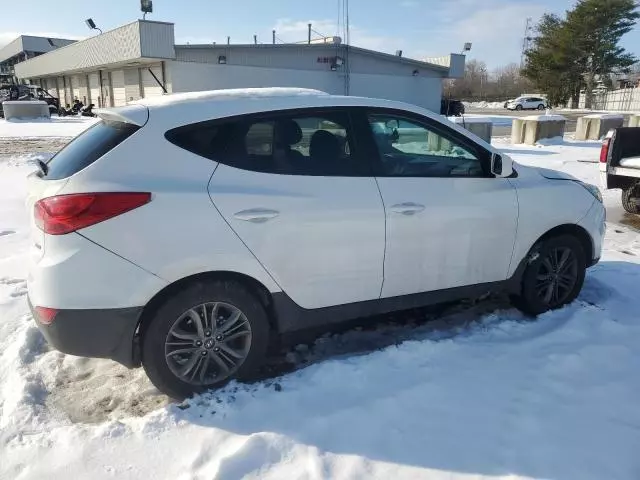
[600,127,640,213]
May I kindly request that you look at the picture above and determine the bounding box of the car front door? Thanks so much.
[362,109,519,298]
[206,108,385,309]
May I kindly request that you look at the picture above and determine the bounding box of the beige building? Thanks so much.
[13,20,465,112]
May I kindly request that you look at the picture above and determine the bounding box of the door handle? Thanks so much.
[389,202,425,216]
[233,208,280,223]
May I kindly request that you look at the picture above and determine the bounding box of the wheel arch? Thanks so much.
[509,223,594,292]
[133,271,279,364]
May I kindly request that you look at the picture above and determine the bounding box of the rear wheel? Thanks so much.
[537,104,545,110]
[141,279,270,399]
[513,235,586,316]
[621,183,640,214]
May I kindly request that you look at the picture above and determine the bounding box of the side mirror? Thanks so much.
[491,153,513,178]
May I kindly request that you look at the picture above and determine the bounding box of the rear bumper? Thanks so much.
[29,298,142,368]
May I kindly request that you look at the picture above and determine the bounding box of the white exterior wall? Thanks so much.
[350,73,442,111]
[168,61,442,112]
[110,70,126,106]
[168,61,341,95]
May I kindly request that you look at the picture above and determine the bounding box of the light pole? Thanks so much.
[85,18,102,35]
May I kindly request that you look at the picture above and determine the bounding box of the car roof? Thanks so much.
[118,87,439,128]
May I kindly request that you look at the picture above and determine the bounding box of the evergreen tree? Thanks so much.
[523,0,639,108]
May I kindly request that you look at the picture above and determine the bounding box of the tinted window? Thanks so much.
[166,110,368,176]
[367,114,486,177]
[45,120,139,180]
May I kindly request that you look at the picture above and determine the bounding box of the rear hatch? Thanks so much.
[26,104,148,258]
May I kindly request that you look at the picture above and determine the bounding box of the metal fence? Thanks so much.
[578,88,640,111]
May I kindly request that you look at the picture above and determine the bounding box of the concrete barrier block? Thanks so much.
[628,114,640,128]
[449,117,493,143]
[2,100,50,120]
[575,114,624,140]
[428,131,452,152]
[511,119,525,144]
[511,115,566,145]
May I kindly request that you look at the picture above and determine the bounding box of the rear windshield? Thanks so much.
[44,120,139,180]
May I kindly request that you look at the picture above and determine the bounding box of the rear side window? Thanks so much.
[44,120,139,180]
[165,109,369,176]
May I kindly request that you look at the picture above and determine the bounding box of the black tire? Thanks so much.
[537,104,545,110]
[512,235,586,316]
[621,183,640,214]
[141,279,270,399]
[515,104,523,111]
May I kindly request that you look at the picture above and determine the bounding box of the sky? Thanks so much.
[1,0,640,70]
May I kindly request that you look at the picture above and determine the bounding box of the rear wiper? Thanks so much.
[37,159,49,176]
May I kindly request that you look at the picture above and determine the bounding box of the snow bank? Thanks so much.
[522,114,567,121]
[583,113,625,120]
[0,116,97,138]
[463,101,506,110]
[448,116,493,124]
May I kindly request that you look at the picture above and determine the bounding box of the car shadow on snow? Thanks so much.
[164,260,640,480]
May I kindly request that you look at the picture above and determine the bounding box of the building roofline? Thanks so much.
[174,43,450,72]
[0,35,78,64]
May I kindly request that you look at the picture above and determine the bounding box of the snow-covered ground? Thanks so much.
[464,101,507,110]
[1,124,640,479]
[0,116,97,138]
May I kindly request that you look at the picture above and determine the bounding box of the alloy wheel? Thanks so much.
[164,302,252,385]
[534,247,578,307]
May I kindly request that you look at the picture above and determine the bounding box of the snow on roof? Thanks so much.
[134,88,329,107]
[523,114,567,122]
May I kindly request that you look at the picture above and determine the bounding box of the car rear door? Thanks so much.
[202,108,385,309]
[361,108,518,297]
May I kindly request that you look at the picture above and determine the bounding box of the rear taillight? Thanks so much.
[600,137,611,163]
[34,192,151,235]
[35,306,58,325]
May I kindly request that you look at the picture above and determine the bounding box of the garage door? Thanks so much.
[70,75,81,103]
[124,68,141,102]
[64,76,73,108]
[88,72,100,107]
[110,70,126,106]
[141,64,164,98]
[44,78,57,98]
[57,77,65,105]
[100,71,112,107]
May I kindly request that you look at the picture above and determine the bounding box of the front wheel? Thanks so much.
[622,183,640,214]
[515,105,523,111]
[513,235,586,316]
[141,280,270,399]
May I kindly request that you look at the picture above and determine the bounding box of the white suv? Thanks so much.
[27,88,605,398]
[506,96,547,111]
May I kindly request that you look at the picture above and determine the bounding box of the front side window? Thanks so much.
[367,115,485,177]
[166,110,367,176]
